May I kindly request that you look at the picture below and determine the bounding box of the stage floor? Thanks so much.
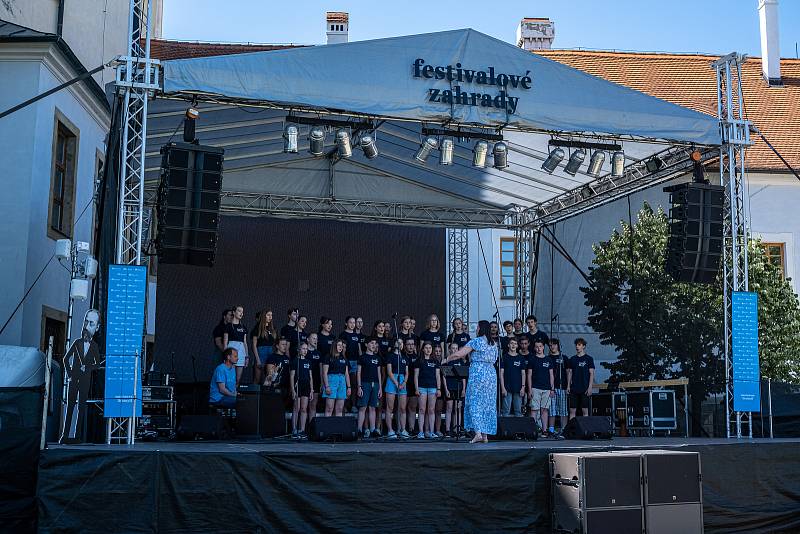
[44,435,795,454]
[38,437,800,533]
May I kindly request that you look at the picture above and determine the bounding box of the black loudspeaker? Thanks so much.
[495,416,538,440]
[157,142,224,267]
[236,387,286,438]
[176,414,230,440]
[562,416,612,440]
[308,416,358,442]
[664,182,725,284]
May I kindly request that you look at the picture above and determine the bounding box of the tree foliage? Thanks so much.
[582,202,800,403]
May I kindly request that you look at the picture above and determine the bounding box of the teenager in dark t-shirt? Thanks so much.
[317,316,335,357]
[528,340,554,435]
[357,338,383,439]
[279,308,299,340]
[548,338,569,435]
[403,338,420,435]
[567,338,595,419]
[340,316,362,412]
[500,338,526,417]
[446,317,471,348]
[397,315,419,347]
[212,308,233,364]
[289,342,314,439]
[287,315,309,357]
[419,314,445,354]
[385,339,410,439]
[305,332,322,423]
[524,314,550,348]
[500,320,514,353]
[414,341,441,439]
[321,339,351,417]
[223,305,249,388]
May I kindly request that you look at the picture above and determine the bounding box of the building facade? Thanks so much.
[0,2,127,354]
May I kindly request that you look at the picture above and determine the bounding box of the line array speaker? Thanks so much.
[156,142,224,267]
[664,182,725,284]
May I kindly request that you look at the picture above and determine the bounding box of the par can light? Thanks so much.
[472,140,489,168]
[335,129,352,158]
[587,151,605,177]
[360,134,379,159]
[611,150,625,177]
[563,149,586,176]
[283,124,299,153]
[308,126,325,156]
[415,136,438,163]
[541,147,565,174]
[493,142,508,169]
[439,138,454,165]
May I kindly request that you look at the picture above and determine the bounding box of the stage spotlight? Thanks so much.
[183,107,199,143]
[359,134,379,159]
[587,151,605,177]
[563,149,586,176]
[493,142,509,169]
[283,124,299,153]
[335,129,352,158]
[415,136,438,163]
[645,155,664,173]
[439,138,454,165]
[580,185,593,199]
[541,147,565,174]
[308,126,325,156]
[472,140,489,168]
[690,149,707,183]
[611,150,625,177]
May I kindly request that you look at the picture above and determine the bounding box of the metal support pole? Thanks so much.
[109,0,160,444]
[713,52,752,439]
[41,336,54,450]
[514,209,534,321]
[447,228,470,331]
[768,378,773,439]
[684,381,689,438]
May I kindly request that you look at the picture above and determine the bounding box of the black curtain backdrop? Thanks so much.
[154,216,446,382]
[37,441,800,533]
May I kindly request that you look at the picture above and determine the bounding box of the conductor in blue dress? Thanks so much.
[445,320,499,443]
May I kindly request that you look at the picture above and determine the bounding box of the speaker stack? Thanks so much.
[664,182,725,284]
[157,142,224,267]
[551,450,702,534]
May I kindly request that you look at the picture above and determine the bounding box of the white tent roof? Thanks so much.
[147,29,721,227]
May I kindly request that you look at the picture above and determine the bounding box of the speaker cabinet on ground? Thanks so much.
[664,182,725,284]
[494,416,538,440]
[308,416,358,442]
[562,416,612,440]
[157,142,224,267]
[236,387,286,438]
[551,452,644,534]
[551,450,703,534]
[176,414,230,440]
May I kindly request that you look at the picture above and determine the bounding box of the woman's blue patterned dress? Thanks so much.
[463,336,499,434]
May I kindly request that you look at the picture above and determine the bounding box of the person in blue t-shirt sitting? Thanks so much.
[209,347,239,408]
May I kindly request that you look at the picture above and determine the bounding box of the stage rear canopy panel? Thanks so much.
[148,29,722,228]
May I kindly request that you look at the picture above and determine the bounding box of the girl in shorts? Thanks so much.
[321,339,351,416]
[290,342,313,438]
[223,305,249,388]
[433,344,446,438]
[250,309,275,386]
[403,338,419,434]
[414,341,441,439]
[385,339,410,439]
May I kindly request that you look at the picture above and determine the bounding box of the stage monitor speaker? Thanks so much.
[236,387,286,438]
[664,182,725,284]
[495,416,538,440]
[562,416,612,440]
[157,142,224,267]
[176,414,230,441]
[308,416,358,442]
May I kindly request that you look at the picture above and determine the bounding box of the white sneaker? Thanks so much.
[417,432,426,439]
[387,431,398,439]
[399,430,411,439]
[362,429,370,439]
[434,431,444,438]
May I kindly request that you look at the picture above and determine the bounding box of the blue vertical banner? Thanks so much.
[104,264,147,418]
[731,291,760,412]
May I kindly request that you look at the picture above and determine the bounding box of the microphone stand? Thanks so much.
[392,312,400,438]
[190,353,198,414]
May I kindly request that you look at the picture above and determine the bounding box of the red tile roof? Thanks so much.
[149,39,303,61]
[535,49,800,172]
[326,12,349,23]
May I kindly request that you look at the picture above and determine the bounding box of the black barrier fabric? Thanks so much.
[0,387,43,533]
[37,441,800,533]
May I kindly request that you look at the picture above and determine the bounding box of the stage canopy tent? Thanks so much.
[147,29,722,227]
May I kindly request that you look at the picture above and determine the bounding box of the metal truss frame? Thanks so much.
[514,208,535,321]
[446,229,470,333]
[714,53,753,439]
[109,0,160,445]
[524,145,718,226]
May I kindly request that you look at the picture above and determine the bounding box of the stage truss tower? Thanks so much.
[713,53,753,439]
[110,0,160,444]
[447,229,470,333]
[514,208,535,322]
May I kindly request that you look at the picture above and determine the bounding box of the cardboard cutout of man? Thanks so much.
[60,309,102,443]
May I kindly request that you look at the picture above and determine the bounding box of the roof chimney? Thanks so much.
[516,17,555,51]
[758,0,782,85]
[326,12,349,44]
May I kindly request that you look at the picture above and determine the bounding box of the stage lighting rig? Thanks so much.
[563,149,586,176]
[611,150,625,177]
[493,142,508,169]
[690,149,708,183]
[359,134,379,159]
[415,137,438,163]
[472,140,489,168]
[439,138,454,165]
[541,147,565,174]
[283,124,299,153]
[587,151,605,177]
[183,107,199,143]
[308,126,325,156]
[335,129,353,158]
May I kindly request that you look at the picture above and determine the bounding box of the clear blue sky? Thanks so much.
[162,0,800,57]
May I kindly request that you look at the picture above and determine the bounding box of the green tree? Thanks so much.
[582,202,800,435]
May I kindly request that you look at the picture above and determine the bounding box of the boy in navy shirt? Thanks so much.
[306,333,322,424]
[357,338,383,438]
[527,340,554,435]
[567,338,595,419]
[500,338,526,416]
[547,338,569,436]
